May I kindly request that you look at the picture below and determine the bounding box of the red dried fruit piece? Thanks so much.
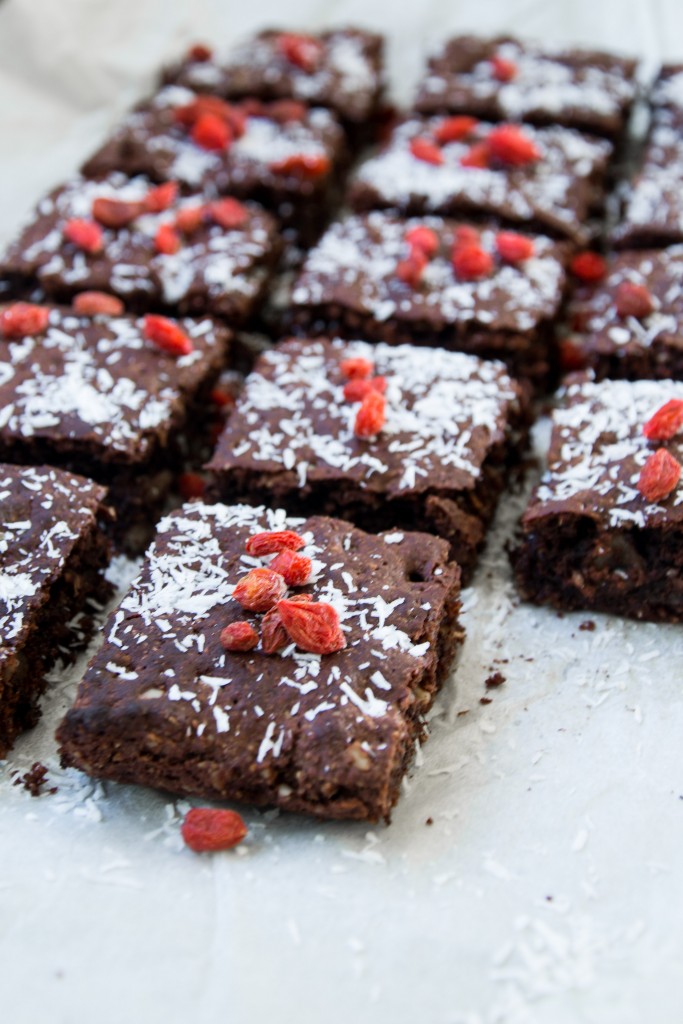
[267,99,308,123]
[276,32,324,72]
[269,548,312,586]
[92,196,144,228]
[144,182,179,213]
[570,251,607,283]
[233,567,287,612]
[154,223,182,255]
[143,314,193,356]
[277,599,346,655]
[72,291,124,316]
[177,471,206,499]
[460,141,490,168]
[452,244,494,281]
[487,124,541,166]
[187,43,213,62]
[340,356,373,379]
[495,231,535,263]
[405,224,439,257]
[452,225,481,250]
[409,137,444,165]
[175,205,205,234]
[637,448,681,502]
[269,153,331,178]
[490,55,518,82]
[175,95,231,127]
[0,302,49,338]
[433,115,478,145]
[246,530,306,557]
[396,248,428,287]
[181,808,247,853]
[642,399,683,441]
[207,197,249,229]
[210,386,235,409]
[614,281,654,319]
[191,112,232,151]
[354,389,386,438]
[220,620,259,652]
[343,376,387,402]
[63,218,104,254]
[558,337,588,372]
[260,607,289,654]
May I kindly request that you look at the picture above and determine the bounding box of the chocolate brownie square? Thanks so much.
[162,28,385,133]
[81,88,347,247]
[206,337,528,581]
[286,212,568,386]
[414,35,638,141]
[612,116,683,248]
[0,174,279,321]
[57,502,463,822]
[650,64,683,128]
[563,247,683,380]
[0,463,111,756]
[0,303,230,552]
[348,115,612,244]
[513,375,683,622]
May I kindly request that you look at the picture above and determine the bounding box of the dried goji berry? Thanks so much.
[354,390,386,438]
[220,620,259,651]
[181,808,247,852]
[490,55,518,81]
[207,197,249,229]
[268,99,308,123]
[269,153,331,178]
[260,607,289,654]
[63,219,104,254]
[143,314,193,356]
[233,567,287,612]
[487,124,541,166]
[276,32,324,72]
[175,205,205,234]
[343,376,387,402]
[144,182,179,213]
[210,386,235,409]
[637,448,681,502]
[92,196,144,228]
[452,225,481,250]
[405,224,439,257]
[433,116,478,145]
[192,112,232,150]
[570,251,607,282]
[0,302,49,338]
[187,43,213,62]
[174,95,231,127]
[245,530,306,556]
[558,337,588,372]
[460,141,490,168]
[276,599,346,655]
[178,471,206,499]
[409,137,444,165]
[154,223,182,255]
[269,548,312,586]
[642,399,683,441]
[340,356,373,380]
[72,291,124,316]
[452,244,494,281]
[614,281,654,319]
[396,248,428,287]
[495,231,535,263]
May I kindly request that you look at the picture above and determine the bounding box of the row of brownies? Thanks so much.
[0,30,681,826]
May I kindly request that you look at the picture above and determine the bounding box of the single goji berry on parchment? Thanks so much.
[181,808,247,852]
[220,620,259,652]
[277,599,346,655]
[0,302,49,338]
[642,399,683,441]
[637,448,681,502]
[187,43,213,63]
[245,530,306,557]
[233,567,287,612]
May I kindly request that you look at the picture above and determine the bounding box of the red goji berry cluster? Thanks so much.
[336,354,387,437]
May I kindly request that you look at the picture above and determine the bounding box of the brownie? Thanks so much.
[57,502,463,822]
[563,247,683,380]
[81,88,347,247]
[0,303,231,552]
[0,173,279,321]
[348,114,613,244]
[414,35,638,140]
[0,463,111,756]
[612,116,683,249]
[650,64,683,128]
[206,337,527,581]
[286,212,568,386]
[513,375,683,622]
[162,28,385,131]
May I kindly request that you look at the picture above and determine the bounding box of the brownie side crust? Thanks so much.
[0,464,111,756]
[58,503,463,822]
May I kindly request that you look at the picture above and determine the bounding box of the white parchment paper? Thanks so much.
[1,2,683,1023]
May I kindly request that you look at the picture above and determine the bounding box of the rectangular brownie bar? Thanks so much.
[650,64,683,128]
[347,114,612,244]
[513,375,683,622]
[286,211,568,386]
[57,502,463,822]
[414,35,638,141]
[562,246,683,380]
[0,463,111,757]
[81,89,347,248]
[0,302,230,552]
[206,336,528,582]
[612,115,683,249]
[0,174,280,321]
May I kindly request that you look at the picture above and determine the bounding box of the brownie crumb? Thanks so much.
[485,671,506,688]
[579,620,596,631]
[425,817,434,826]
[480,696,493,705]
[13,762,57,797]
[457,709,470,717]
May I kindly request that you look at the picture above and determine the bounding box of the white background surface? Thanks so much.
[1,2,683,1022]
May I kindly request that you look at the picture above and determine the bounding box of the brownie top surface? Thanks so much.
[83,86,344,193]
[0,306,228,462]
[291,211,567,333]
[0,174,277,309]
[0,463,106,657]
[208,336,520,497]
[164,28,384,122]
[71,501,457,779]
[348,116,612,242]
[651,65,683,116]
[614,119,683,242]
[527,376,683,528]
